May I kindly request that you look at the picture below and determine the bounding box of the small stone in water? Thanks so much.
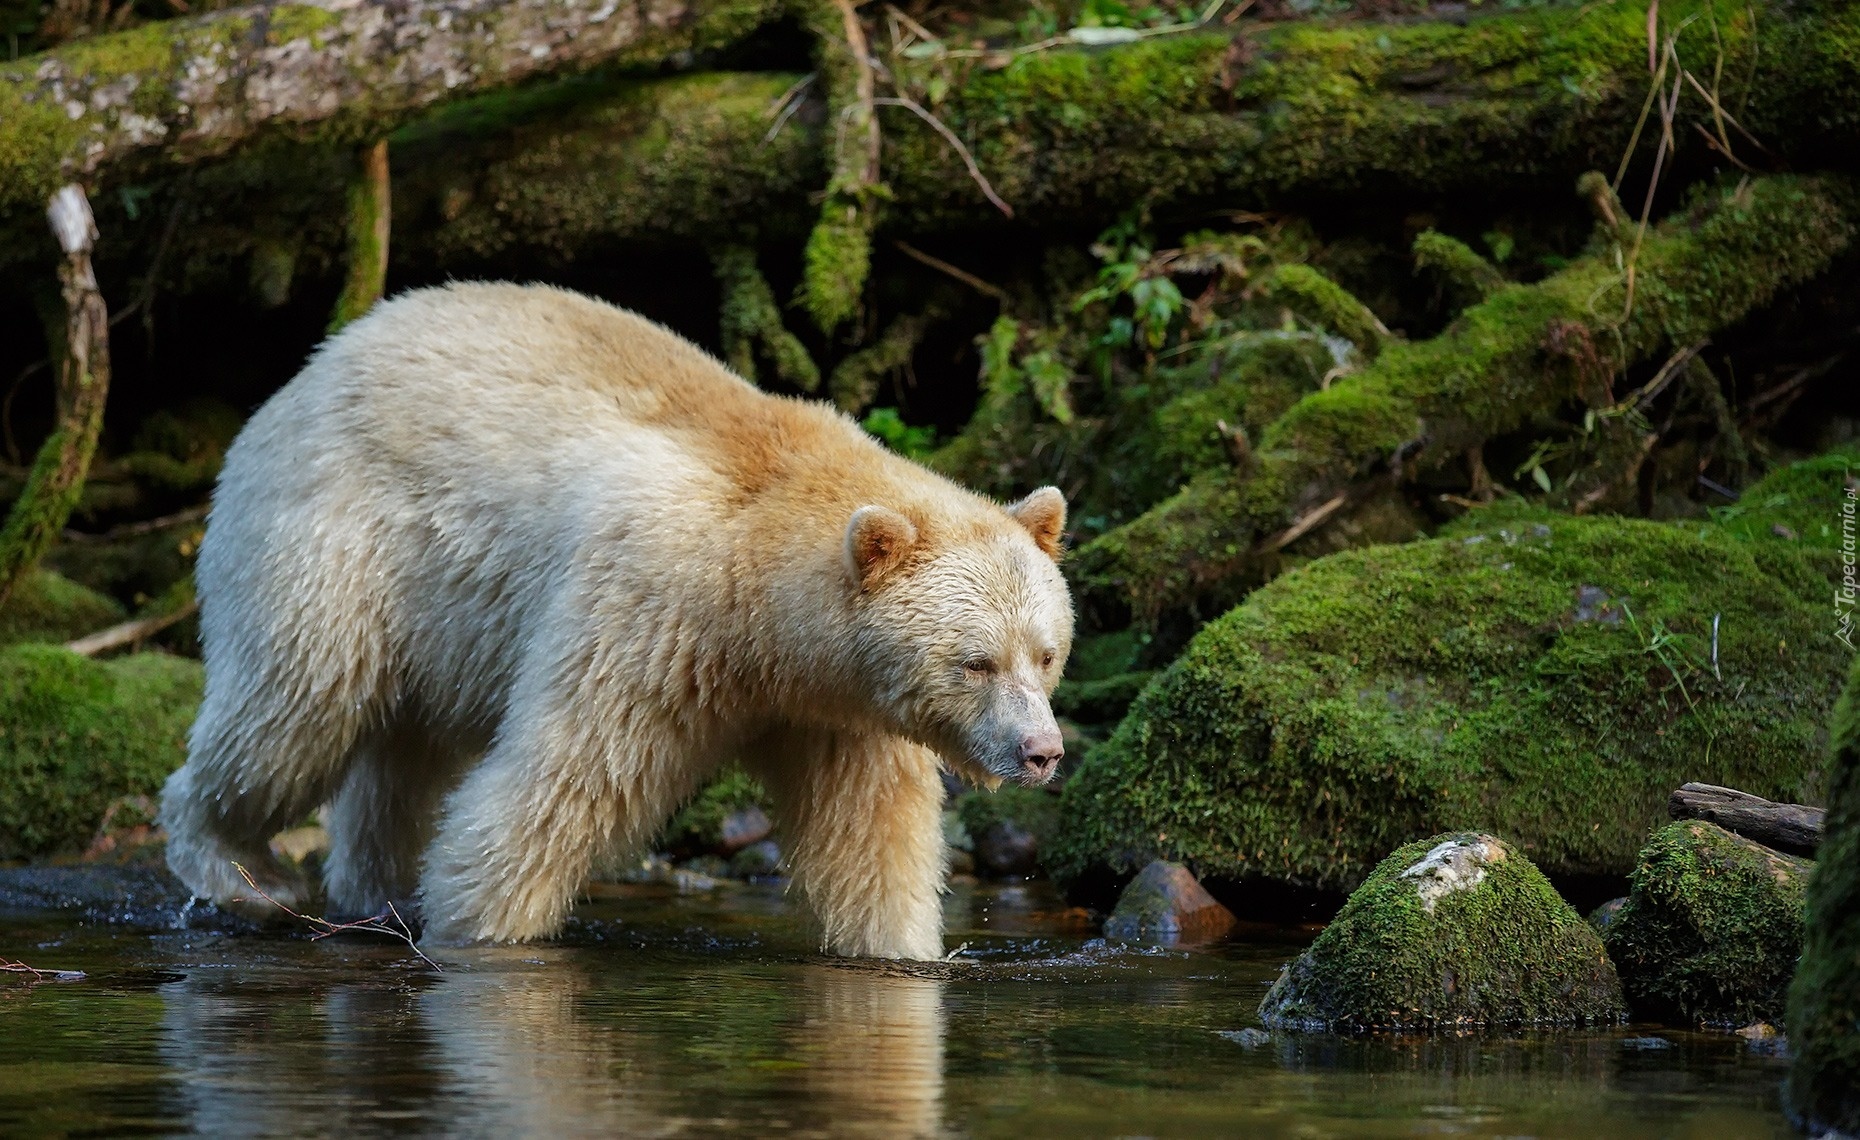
[1218,1028,1272,1048]
[716,807,773,855]
[728,839,782,879]
[1619,1036,1675,1051]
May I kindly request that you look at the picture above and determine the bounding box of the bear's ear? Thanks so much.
[845,506,919,591]
[1007,486,1067,560]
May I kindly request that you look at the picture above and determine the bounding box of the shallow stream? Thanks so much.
[0,876,1794,1137]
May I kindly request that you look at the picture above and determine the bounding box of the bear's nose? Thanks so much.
[1018,731,1064,783]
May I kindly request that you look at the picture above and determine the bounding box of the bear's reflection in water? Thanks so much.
[156,954,946,1136]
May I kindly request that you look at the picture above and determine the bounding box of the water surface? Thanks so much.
[0,877,1793,1137]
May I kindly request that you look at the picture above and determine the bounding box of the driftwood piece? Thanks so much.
[64,597,199,657]
[1669,782,1825,858]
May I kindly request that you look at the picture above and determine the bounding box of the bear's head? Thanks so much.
[843,486,1074,787]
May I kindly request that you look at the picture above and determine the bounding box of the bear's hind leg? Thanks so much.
[161,647,388,915]
[323,723,474,920]
[753,732,946,960]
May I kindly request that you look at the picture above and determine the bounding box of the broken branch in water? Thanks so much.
[1,958,85,983]
[232,862,441,972]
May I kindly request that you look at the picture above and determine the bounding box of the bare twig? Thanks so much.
[61,502,209,543]
[873,95,1013,217]
[830,0,881,188]
[65,598,199,657]
[762,72,817,145]
[892,240,1011,303]
[1258,491,1349,553]
[232,862,441,972]
[1,959,85,983]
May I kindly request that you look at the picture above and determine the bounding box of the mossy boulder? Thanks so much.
[0,570,125,648]
[1258,833,1624,1031]
[0,644,202,860]
[1787,652,1860,1136]
[1049,513,1842,894]
[1604,820,1810,1026]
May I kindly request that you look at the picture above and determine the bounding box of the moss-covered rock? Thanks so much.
[657,766,770,856]
[1049,513,1842,894]
[1787,652,1860,1136]
[1259,832,1624,1031]
[0,644,201,860]
[1604,820,1810,1026]
[0,569,125,648]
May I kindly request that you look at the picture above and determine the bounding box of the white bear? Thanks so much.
[159,282,1072,958]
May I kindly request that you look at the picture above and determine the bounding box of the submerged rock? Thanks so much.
[1604,821,1810,1027]
[0,645,202,861]
[1049,513,1840,896]
[1789,653,1860,1138]
[1103,860,1235,942]
[1259,833,1624,1031]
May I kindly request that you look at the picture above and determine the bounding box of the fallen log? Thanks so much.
[0,0,781,213]
[6,0,1860,282]
[1670,782,1824,858]
[1069,173,1855,621]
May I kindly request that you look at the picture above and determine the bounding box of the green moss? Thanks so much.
[659,767,769,853]
[0,644,201,860]
[0,570,124,648]
[1050,514,1843,893]
[1785,653,1860,1134]
[1604,820,1810,1026]
[1710,445,1860,553]
[1411,230,1506,304]
[801,187,879,334]
[713,245,820,391]
[1266,263,1387,358]
[1072,174,1854,619]
[829,306,941,414]
[1259,832,1624,1030]
[400,71,825,263]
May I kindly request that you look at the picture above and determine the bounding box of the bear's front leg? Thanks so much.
[419,709,703,945]
[755,731,948,960]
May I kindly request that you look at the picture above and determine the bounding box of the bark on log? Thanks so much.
[1670,782,1825,858]
[1069,174,1855,620]
[0,185,112,610]
[0,0,781,212]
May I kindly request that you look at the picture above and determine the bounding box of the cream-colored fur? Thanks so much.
[159,282,1073,958]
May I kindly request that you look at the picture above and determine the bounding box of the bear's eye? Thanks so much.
[1040,651,1055,670]
[962,657,995,677]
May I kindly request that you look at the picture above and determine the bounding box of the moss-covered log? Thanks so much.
[1787,651,1860,1135]
[10,0,1860,282]
[1070,174,1854,621]
[0,0,781,213]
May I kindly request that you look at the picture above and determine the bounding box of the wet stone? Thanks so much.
[716,806,773,855]
[728,839,782,879]
[1103,860,1236,943]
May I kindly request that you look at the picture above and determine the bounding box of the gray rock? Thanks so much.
[716,806,773,855]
